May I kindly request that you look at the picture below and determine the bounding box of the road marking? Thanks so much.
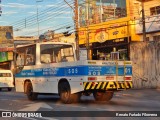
[26,117,58,120]
[25,118,39,120]
[52,103,112,111]
[55,103,88,109]
[0,109,12,111]
[39,117,58,120]
[122,94,132,96]
[18,102,53,111]
[0,99,9,101]
[12,100,21,102]
[96,108,109,111]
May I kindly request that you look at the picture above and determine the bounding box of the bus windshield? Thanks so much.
[40,44,75,63]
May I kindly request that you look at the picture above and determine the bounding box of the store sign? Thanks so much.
[0,43,14,52]
[79,21,128,44]
[0,51,13,62]
[0,52,8,62]
[95,30,108,43]
[114,38,124,42]
[136,14,160,34]
[113,31,119,35]
[7,52,13,60]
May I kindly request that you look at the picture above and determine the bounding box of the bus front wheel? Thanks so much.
[25,82,38,101]
[59,82,80,104]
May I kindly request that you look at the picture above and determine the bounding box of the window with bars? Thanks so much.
[146,37,150,41]
[78,0,127,27]
[150,6,160,15]
[153,35,160,41]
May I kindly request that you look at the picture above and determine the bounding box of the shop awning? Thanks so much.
[0,47,14,52]
[0,43,14,52]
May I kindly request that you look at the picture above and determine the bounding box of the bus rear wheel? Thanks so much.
[25,82,38,101]
[59,82,80,104]
[93,91,114,101]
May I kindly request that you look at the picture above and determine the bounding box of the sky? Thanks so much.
[0,0,74,36]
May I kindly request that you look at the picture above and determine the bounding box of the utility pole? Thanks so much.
[87,26,90,60]
[36,0,43,37]
[74,0,79,60]
[141,0,146,42]
[64,0,79,60]
[86,0,90,60]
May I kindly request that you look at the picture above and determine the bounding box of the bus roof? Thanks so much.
[16,41,74,48]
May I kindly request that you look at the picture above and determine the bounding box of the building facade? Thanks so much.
[0,26,14,69]
[78,0,160,88]
[78,0,160,60]
[135,0,160,41]
[132,0,160,88]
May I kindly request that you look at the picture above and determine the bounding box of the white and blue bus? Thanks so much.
[14,42,132,104]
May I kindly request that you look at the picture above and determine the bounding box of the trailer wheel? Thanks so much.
[93,91,114,101]
[59,82,80,104]
[25,82,38,101]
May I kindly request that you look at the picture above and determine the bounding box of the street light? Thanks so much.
[36,0,43,37]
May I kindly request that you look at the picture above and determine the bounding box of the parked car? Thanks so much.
[0,70,14,91]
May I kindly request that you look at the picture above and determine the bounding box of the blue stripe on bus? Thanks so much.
[15,65,132,77]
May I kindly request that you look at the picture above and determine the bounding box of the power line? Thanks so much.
[13,5,73,29]
[11,0,74,31]
[10,0,73,25]
[17,21,74,36]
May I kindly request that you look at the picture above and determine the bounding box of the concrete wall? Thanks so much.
[130,41,160,89]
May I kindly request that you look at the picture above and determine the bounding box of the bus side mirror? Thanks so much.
[13,65,24,74]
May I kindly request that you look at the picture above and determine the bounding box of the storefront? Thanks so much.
[0,61,11,69]
[0,50,14,69]
[78,0,141,60]
[0,26,14,70]
[92,37,130,60]
[78,18,132,60]
[79,36,130,60]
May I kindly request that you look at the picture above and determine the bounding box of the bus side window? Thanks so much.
[41,54,51,63]
[26,54,35,65]
[57,51,62,62]
[61,56,68,62]
[16,54,25,66]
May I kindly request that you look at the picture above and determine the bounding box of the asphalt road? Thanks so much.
[0,88,160,120]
